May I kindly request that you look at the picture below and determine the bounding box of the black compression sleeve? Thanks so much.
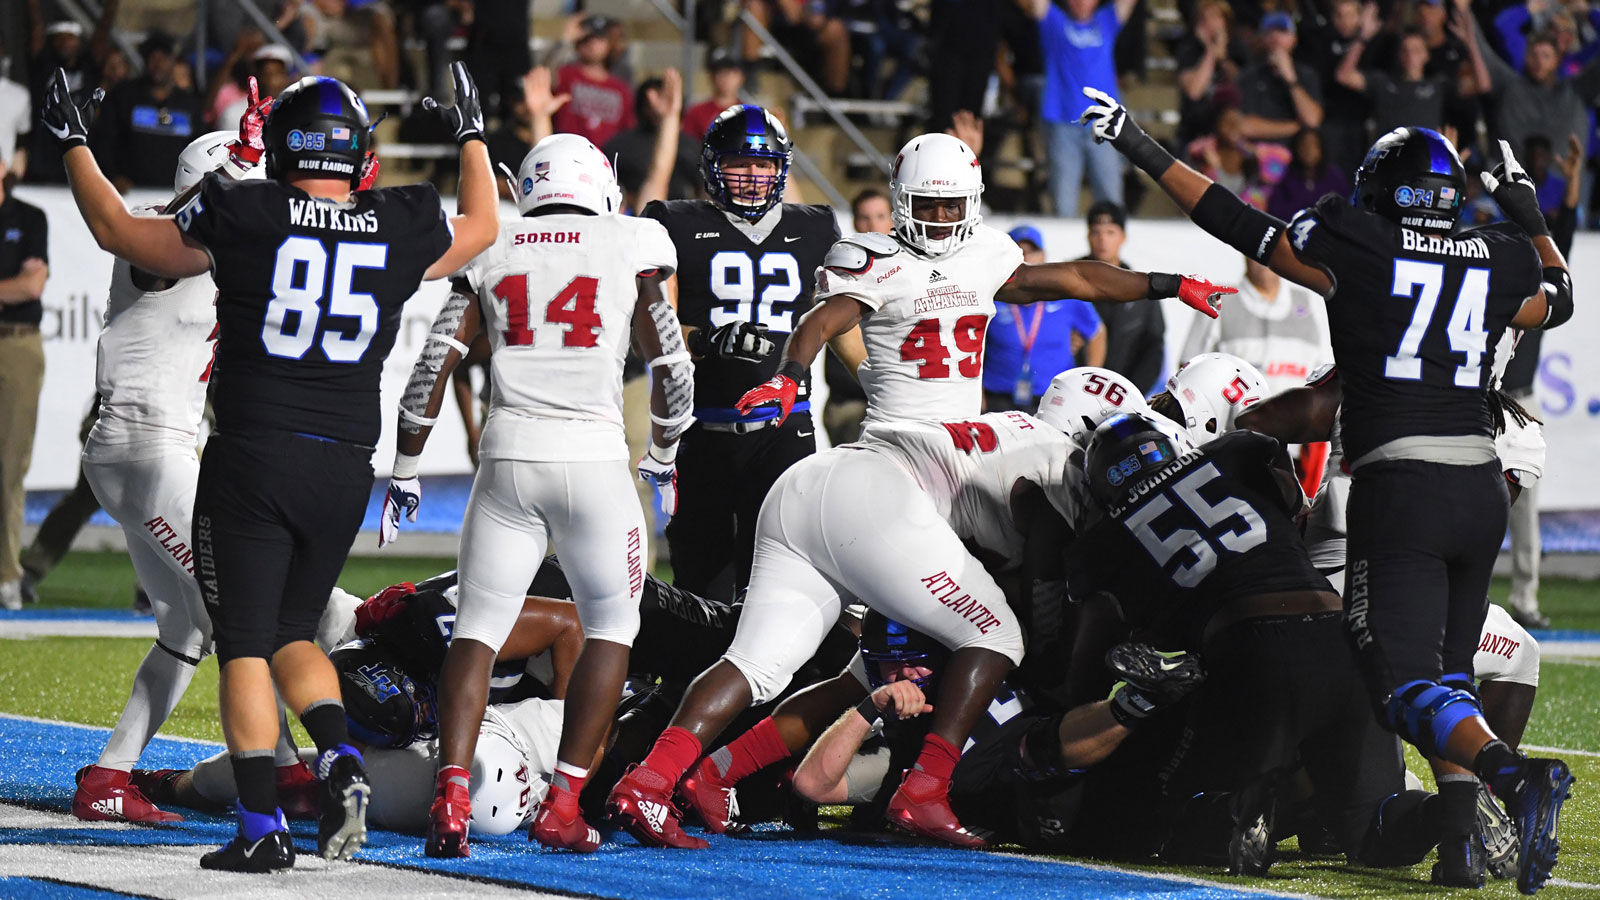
[1541,266,1574,329]
[1189,183,1290,263]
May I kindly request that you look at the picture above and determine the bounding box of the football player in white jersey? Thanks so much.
[732,132,1235,431]
[608,410,1084,850]
[69,112,276,824]
[379,133,691,858]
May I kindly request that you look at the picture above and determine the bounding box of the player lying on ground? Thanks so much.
[607,410,1085,849]
[1080,83,1573,893]
[733,132,1236,433]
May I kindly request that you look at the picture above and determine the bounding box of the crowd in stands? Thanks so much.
[2,0,1599,228]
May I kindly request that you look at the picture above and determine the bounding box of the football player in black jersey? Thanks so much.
[1080,85,1574,892]
[642,105,846,600]
[1069,413,1448,877]
[41,63,499,872]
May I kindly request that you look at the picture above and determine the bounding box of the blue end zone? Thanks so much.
[0,715,1300,900]
[0,877,145,899]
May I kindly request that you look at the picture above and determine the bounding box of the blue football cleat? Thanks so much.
[1504,758,1574,895]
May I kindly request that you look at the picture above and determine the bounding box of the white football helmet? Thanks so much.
[1165,352,1269,438]
[469,706,536,835]
[174,131,265,194]
[517,133,622,216]
[889,132,983,258]
[1036,367,1155,446]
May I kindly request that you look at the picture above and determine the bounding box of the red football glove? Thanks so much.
[228,76,274,167]
[735,374,800,427]
[1177,276,1236,319]
[358,151,381,190]
[354,581,416,636]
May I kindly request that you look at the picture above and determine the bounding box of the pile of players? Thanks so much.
[43,59,1571,895]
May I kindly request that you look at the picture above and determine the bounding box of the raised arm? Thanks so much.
[1234,371,1342,442]
[995,259,1235,319]
[1114,0,1140,25]
[1077,86,1334,296]
[1478,141,1575,331]
[1451,2,1493,99]
[635,69,685,212]
[422,63,500,282]
[1018,0,1050,20]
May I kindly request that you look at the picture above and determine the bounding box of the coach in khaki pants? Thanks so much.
[0,172,49,611]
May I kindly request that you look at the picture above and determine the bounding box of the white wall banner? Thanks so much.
[17,188,1600,510]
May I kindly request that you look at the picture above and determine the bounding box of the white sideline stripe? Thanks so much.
[0,711,222,747]
[1522,743,1600,758]
[2,621,160,638]
[1549,879,1600,890]
[988,850,1329,900]
[0,829,573,899]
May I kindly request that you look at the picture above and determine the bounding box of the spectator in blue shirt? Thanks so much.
[1021,0,1139,216]
[983,225,1106,414]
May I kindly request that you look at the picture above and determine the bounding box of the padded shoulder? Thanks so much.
[823,232,902,272]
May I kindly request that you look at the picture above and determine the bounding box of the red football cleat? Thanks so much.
[425,781,471,858]
[277,760,321,820]
[678,758,738,834]
[886,770,988,849]
[531,785,601,852]
[606,765,709,849]
[73,765,184,824]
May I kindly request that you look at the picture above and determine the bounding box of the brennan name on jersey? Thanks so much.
[1398,229,1490,259]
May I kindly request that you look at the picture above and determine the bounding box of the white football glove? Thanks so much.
[380,476,421,548]
[1078,87,1128,144]
[637,444,678,516]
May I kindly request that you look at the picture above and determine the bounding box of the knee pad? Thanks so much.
[1440,672,1478,697]
[1383,679,1484,757]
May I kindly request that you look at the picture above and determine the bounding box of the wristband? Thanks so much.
[855,695,881,725]
[392,453,420,479]
[648,441,679,464]
[1116,124,1178,181]
[1107,682,1156,728]
[687,327,711,358]
[1147,272,1181,299]
[777,359,807,384]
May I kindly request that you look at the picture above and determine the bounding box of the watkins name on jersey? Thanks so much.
[288,198,381,233]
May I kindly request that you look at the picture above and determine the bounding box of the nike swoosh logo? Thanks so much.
[1159,659,1184,671]
[797,431,813,437]
[784,236,802,242]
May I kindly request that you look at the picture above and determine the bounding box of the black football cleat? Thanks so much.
[200,804,295,873]
[315,744,371,861]
[1105,642,1205,706]
[1503,758,1574,895]
[1478,781,1518,880]
[1432,830,1487,889]
[1226,778,1279,877]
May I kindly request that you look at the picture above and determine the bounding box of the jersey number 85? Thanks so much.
[263,237,386,362]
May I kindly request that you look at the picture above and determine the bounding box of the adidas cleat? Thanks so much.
[531,786,602,852]
[886,770,989,849]
[200,804,295,873]
[607,765,708,849]
[73,765,183,824]
[425,783,471,858]
[315,745,370,861]
[678,757,740,834]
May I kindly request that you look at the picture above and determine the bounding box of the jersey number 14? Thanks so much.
[492,274,603,348]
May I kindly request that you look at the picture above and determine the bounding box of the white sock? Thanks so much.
[96,644,198,771]
[190,749,238,804]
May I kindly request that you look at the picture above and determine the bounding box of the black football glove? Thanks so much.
[1481,139,1549,238]
[1078,87,1175,180]
[692,321,775,363]
[40,68,104,149]
[422,61,485,146]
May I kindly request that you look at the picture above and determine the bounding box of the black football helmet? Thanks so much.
[332,640,437,748]
[859,611,945,690]
[700,104,792,220]
[1084,412,1183,507]
[262,76,371,186]
[1352,126,1466,234]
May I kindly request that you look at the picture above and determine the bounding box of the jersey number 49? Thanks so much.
[901,315,987,379]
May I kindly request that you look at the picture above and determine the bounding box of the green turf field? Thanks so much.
[4,551,1597,899]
